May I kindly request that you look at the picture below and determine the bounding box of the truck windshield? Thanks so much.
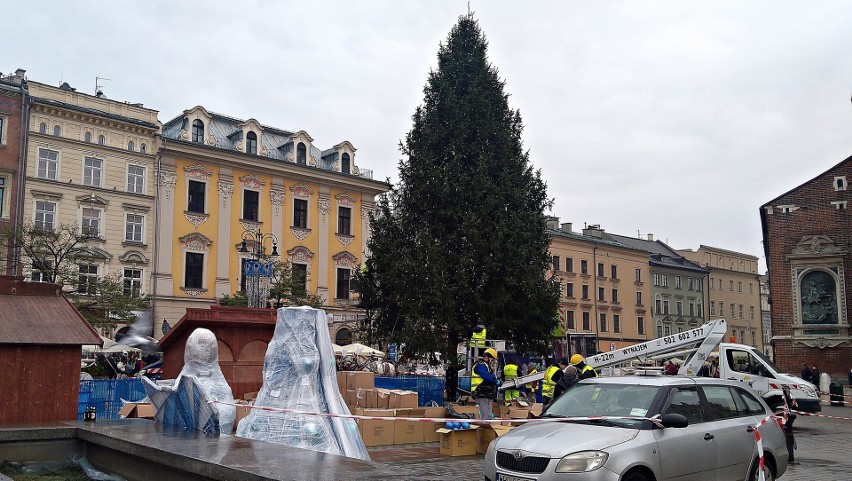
[752,349,783,373]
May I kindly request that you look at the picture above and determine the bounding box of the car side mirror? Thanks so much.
[660,413,688,428]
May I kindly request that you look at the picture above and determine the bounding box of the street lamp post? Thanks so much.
[238,230,279,308]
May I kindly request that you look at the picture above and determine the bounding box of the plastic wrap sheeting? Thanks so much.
[236,306,370,461]
[141,328,236,434]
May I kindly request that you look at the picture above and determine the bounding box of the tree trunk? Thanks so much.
[445,330,460,403]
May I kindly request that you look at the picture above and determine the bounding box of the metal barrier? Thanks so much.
[374,376,471,406]
[78,379,147,420]
[79,376,473,419]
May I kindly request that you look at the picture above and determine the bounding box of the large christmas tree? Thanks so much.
[358,14,560,399]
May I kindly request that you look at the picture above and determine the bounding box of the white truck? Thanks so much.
[500,318,821,412]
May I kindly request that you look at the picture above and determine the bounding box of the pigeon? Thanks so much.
[116,309,160,353]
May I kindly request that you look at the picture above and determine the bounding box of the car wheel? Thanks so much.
[748,458,775,481]
[621,471,650,481]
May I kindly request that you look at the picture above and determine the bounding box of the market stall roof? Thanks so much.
[0,276,101,346]
[339,342,385,357]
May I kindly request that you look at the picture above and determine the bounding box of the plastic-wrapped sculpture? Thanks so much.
[141,328,236,434]
[236,306,369,460]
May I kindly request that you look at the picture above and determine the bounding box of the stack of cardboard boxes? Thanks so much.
[336,371,427,446]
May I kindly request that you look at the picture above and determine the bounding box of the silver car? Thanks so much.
[484,376,788,481]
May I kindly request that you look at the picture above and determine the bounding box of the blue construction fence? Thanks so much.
[79,376,472,420]
[78,379,148,421]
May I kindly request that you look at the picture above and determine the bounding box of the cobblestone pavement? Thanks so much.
[368,404,852,481]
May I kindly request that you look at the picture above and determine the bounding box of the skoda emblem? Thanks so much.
[513,450,524,461]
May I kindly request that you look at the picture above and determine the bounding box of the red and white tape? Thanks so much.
[791,410,852,421]
[209,400,664,426]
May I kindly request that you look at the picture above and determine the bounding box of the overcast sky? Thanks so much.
[7,1,852,272]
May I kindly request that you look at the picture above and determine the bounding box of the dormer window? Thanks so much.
[246,131,257,155]
[192,119,205,143]
[297,142,307,164]
[342,152,351,174]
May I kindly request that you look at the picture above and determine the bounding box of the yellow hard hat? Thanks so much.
[484,348,498,359]
[570,354,584,365]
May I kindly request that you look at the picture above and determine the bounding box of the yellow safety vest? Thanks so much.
[580,365,598,379]
[471,361,485,392]
[503,364,519,402]
[470,328,487,348]
[542,365,559,399]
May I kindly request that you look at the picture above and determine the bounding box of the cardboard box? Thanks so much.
[389,390,418,409]
[118,403,155,419]
[477,424,515,454]
[508,407,530,419]
[345,371,375,391]
[393,408,426,444]
[234,402,252,430]
[423,406,447,442]
[375,388,392,409]
[529,403,544,418]
[345,389,358,408]
[357,409,396,446]
[437,426,480,456]
[449,403,479,418]
[336,372,346,391]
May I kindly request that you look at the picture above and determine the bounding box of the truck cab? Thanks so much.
[718,343,821,413]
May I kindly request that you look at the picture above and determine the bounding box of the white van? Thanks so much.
[717,343,821,412]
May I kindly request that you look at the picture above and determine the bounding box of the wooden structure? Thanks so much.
[158,306,277,399]
[0,276,102,423]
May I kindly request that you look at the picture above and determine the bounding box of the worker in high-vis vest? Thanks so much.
[571,354,598,380]
[541,358,562,405]
[472,348,500,419]
[525,365,540,402]
[503,362,520,403]
[469,327,487,358]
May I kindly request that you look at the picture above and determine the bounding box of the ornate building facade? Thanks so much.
[22,80,160,312]
[154,106,389,341]
[760,155,850,378]
[678,245,763,350]
[547,219,652,357]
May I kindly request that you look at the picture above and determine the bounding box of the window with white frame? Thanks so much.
[140,143,147,154]
[81,208,101,237]
[77,264,98,294]
[834,176,847,191]
[654,272,660,286]
[338,206,351,235]
[661,274,668,287]
[336,268,350,299]
[599,313,607,332]
[676,301,683,316]
[37,148,59,180]
[83,157,103,187]
[185,252,204,289]
[31,260,54,282]
[675,276,681,289]
[123,268,143,297]
[192,120,204,143]
[128,140,135,151]
[187,180,206,213]
[637,316,644,335]
[35,201,56,230]
[246,131,257,155]
[97,135,105,145]
[293,198,308,228]
[84,131,91,143]
[663,299,670,314]
[341,152,351,174]
[242,190,259,221]
[125,214,144,243]
[655,296,662,314]
[38,122,47,134]
[127,165,145,194]
[635,268,641,282]
[613,314,621,333]
[53,125,61,137]
[0,115,6,145]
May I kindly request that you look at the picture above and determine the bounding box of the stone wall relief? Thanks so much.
[159,171,177,200]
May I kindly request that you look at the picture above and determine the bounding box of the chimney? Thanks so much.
[647,233,654,241]
[561,222,572,233]
[583,224,604,238]
[11,68,25,85]
[545,216,560,230]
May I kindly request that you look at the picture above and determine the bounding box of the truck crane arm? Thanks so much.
[498,318,729,391]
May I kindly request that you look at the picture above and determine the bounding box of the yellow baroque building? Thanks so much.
[153,106,389,340]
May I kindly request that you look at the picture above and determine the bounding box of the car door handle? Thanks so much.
[704,433,714,440]
[746,426,754,433]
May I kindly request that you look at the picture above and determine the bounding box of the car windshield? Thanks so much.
[545,384,659,428]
